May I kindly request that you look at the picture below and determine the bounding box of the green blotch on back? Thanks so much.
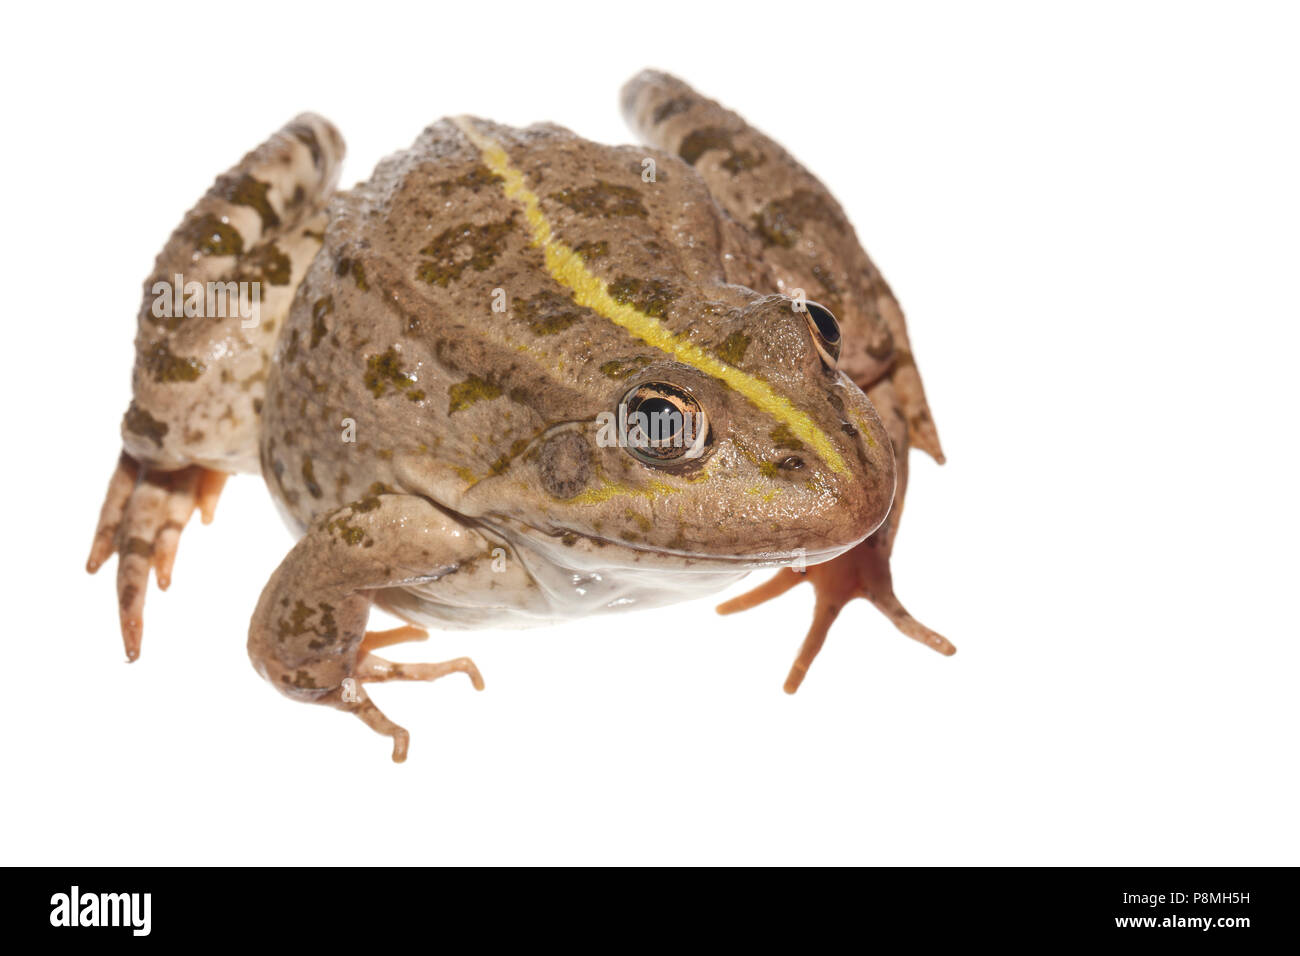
[435,164,505,196]
[607,275,677,318]
[416,215,516,287]
[574,239,609,260]
[334,255,369,291]
[716,331,751,365]
[448,374,502,413]
[514,289,583,336]
[364,347,425,401]
[549,181,647,219]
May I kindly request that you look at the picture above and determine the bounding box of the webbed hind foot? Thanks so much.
[87,451,227,660]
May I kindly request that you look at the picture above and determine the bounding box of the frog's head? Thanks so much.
[468,294,896,571]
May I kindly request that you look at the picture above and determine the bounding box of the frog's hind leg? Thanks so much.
[620,69,944,463]
[90,114,344,658]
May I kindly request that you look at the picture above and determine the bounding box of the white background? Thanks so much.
[2,1,1296,865]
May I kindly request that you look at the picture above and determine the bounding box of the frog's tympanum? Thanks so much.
[88,71,953,760]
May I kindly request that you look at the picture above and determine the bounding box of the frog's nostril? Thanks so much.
[777,455,804,471]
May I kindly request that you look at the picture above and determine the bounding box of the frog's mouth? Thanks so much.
[512,520,860,573]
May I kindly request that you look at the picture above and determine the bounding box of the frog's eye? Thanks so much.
[618,382,710,465]
[804,300,841,368]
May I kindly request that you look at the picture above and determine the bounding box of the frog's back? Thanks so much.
[261,117,738,528]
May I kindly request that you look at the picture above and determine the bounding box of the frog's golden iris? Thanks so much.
[618,381,709,466]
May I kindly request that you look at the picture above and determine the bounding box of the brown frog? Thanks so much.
[87,70,953,761]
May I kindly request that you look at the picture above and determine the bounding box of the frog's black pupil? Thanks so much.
[635,396,683,439]
[808,303,840,343]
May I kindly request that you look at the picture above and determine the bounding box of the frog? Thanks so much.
[87,70,953,761]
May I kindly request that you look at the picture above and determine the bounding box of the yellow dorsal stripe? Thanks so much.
[452,117,848,476]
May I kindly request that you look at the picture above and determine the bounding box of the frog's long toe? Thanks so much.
[87,453,227,660]
[349,695,412,763]
[86,452,139,574]
[359,625,430,655]
[870,591,956,659]
[357,652,485,691]
[715,569,802,614]
[195,469,228,525]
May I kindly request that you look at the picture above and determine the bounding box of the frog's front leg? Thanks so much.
[248,493,486,762]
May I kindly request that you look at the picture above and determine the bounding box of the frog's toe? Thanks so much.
[195,468,227,525]
[850,539,956,659]
[358,625,429,655]
[715,569,802,615]
[784,597,847,694]
[344,652,485,762]
[348,694,412,763]
[356,652,486,692]
[151,467,202,590]
[716,566,842,692]
[718,539,955,692]
[870,591,956,658]
[86,452,139,574]
[89,452,227,660]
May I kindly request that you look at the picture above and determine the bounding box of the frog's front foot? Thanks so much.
[717,536,955,693]
[86,451,227,660]
[346,634,485,762]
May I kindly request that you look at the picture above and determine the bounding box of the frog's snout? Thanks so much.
[815,398,899,554]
